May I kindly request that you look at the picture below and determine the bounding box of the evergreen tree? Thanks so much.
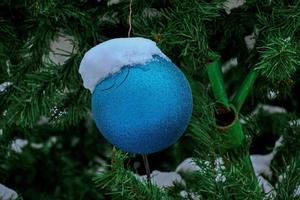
[1,0,300,199]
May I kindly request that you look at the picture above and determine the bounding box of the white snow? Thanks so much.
[0,82,12,93]
[289,119,300,126]
[273,136,284,152]
[6,60,11,76]
[215,173,226,183]
[250,136,283,199]
[223,0,246,14]
[214,157,226,183]
[180,191,200,200]
[215,157,225,170]
[251,153,274,179]
[277,166,290,183]
[48,33,76,65]
[136,170,183,188]
[10,136,59,152]
[0,183,18,200]
[79,37,169,92]
[2,110,7,116]
[30,143,44,149]
[267,90,279,100]
[11,139,28,153]
[294,185,300,197]
[240,118,247,124]
[222,57,238,73]
[249,104,287,116]
[143,8,161,18]
[244,32,256,50]
[251,136,283,179]
[176,157,226,183]
[259,105,287,114]
[48,136,58,146]
[257,176,276,199]
[175,158,201,172]
[107,0,122,6]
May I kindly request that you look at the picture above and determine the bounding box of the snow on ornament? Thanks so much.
[0,183,18,200]
[79,37,193,154]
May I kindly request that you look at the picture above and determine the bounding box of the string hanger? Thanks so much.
[128,0,133,37]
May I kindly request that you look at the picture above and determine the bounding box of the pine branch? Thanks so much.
[255,36,300,83]
[93,150,174,200]
[133,0,223,65]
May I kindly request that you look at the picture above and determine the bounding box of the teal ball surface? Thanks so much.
[92,56,193,154]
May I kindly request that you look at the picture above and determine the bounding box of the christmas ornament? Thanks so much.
[79,37,193,154]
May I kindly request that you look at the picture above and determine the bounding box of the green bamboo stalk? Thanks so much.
[205,55,258,188]
[205,56,243,150]
[232,70,257,112]
[206,59,230,108]
[215,105,245,151]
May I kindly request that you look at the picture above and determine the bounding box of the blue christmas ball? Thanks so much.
[91,56,193,154]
